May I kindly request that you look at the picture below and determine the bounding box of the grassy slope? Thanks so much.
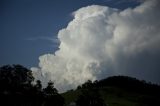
[62,76,160,106]
[62,87,160,106]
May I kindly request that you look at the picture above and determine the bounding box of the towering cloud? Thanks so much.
[31,0,160,92]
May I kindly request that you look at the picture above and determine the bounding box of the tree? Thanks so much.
[76,81,107,106]
[0,65,35,105]
[76,89,107,106]
[0,64,65,106]
[43,81,64,106]
[35,80,42,91]
[0,64,34,92]
[43,81,58,96]
[81,80,93,89]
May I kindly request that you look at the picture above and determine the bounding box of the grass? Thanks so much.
[62,86,160,106]
[61,76,160,106]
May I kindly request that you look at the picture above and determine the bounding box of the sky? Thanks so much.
[0,0,140,68]
[1,0,160,92]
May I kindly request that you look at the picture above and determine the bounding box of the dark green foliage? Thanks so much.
[81,80,93,89]
[63,76,160,106]
[35,80,42,91]
[76,89,107,106]
[0,64,34,92]
[76,80,107,106]
[43,81,65,106]
[43,81,58,95]
[1,64,160,106]
[96,76,160,96]
[0,64,64,106]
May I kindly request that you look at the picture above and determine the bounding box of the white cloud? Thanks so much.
[31,0,160,92]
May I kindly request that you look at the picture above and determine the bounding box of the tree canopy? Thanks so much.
[0,64,64,106]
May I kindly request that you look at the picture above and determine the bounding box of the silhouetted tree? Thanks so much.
[76,89,106,106]
[0,64,34,92]
[43,81,64,106]
[81,80,93,89]
[0,64,65,106]
[35,80,42,91]
[43,81,58,96]
[0,65,35,105]
[76,81,107,106]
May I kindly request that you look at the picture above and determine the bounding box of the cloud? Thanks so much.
[26,36,59,44]
[26,36,60,48]
[31,0,160,92]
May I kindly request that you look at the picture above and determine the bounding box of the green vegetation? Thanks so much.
[0,65,64,106]
[0,64,160,106]
[62,76,160,106]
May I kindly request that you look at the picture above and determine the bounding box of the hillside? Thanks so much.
[0,65,160,106]
[62,76,160,106]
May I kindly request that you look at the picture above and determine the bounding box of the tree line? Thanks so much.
[0,64,107,106]
[0,65,64,106]
[1,64,159,106]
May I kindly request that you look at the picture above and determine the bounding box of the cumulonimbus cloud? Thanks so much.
[31,0,160,92]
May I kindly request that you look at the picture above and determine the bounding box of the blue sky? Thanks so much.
[0,0,140,68]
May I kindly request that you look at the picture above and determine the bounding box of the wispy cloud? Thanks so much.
[26,36,60,44]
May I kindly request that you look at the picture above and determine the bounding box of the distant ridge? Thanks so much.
[96,76,160,94]
[63,76,160,106]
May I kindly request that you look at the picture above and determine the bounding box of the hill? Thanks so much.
[62,76,160,106]
[0,65,160,106]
